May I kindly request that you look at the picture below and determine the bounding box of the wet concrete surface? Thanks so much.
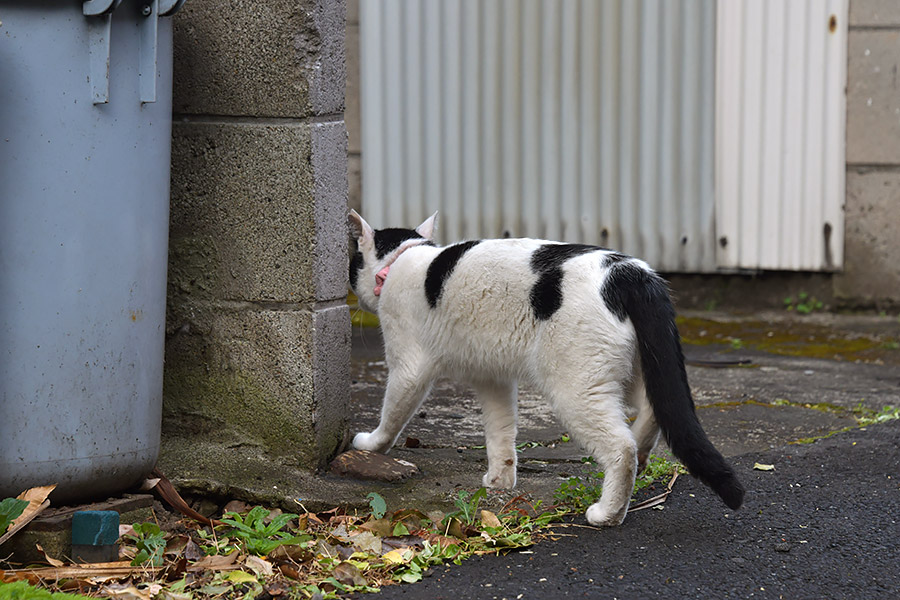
[342,309,900,597]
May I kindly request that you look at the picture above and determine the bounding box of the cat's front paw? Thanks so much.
[352,431,387,453]
[483,469,516,489]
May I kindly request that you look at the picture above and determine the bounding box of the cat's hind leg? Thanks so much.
[626,369,660,473]
[476,381,518,489]
[353,367,433,454]
[546,378,638,527]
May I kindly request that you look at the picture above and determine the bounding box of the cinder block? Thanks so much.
[312,303,351,461]
[834,168,900,307]
[169,120,347,306]
[345,21,361,154]
[846,30,900,164]
[163,304,348,466]
[310,121,350,302]
[850,0,900,27]
[173,0,345,118]
[164,307,315,457]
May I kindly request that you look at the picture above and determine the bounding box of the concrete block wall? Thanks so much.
[837,0,900,307]
[161,0,350,496]
[346,0,362,213]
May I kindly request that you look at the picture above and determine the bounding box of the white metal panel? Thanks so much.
[715,0,847,270]
[360,0,718,272]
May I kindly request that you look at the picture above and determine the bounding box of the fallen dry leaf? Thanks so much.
[278,564,302,580]
[332,561,367,587]
[267,544,312,563]
[0,484,56,546]
[358,517,392,538]
[102,582,157,600]
[244,555,274,577]
[187,551,240,572]
[480,510,502,529]
[348,531,382,555]
[35,543,64,567]
[381,549,409,565]
[3,562,163,581]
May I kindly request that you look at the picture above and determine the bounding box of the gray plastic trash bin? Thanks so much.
[0,0,183,503]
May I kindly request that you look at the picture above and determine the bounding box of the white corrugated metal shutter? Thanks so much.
[716,0,847,271]
[360,0,717,272]
[359,0,847,272]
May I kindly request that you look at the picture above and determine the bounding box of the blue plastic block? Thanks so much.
[71,510,120,546]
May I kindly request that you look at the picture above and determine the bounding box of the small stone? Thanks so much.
[774,542,791,552]
[330,449,419,482]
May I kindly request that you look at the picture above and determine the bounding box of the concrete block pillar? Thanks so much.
[160,0,349,497]
[837,0,900,307]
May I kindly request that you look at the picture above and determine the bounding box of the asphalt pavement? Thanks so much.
[346,310,900,599]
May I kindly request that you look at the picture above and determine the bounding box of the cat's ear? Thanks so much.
[415,212,438,240]
[349,209,374,242]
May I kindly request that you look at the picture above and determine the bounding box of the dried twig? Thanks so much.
[629,471,679,512]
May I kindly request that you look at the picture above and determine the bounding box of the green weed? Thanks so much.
[125,522,167,567]
[0,581,93,600]
[553,454,684,511]
[784,292,824,314]
[219,506,307,555]
[0,498,28,535]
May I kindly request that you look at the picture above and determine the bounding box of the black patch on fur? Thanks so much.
[601,251,628,268]
[374,228,424,259]
[601,261,746,510]
[529,244,597,320]
[424,240,482,308]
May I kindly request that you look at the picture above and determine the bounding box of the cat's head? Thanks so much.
[348,210,437,313]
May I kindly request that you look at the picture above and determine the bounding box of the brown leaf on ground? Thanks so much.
[410,528,460,550]
[187,551,240,572]
[35,543,64,567]
[2,562,163,581]
[480,510,502,529]
[278,564,302,580]
[347,531,382,555]
[332,561,367,587]
[150,469,221,527]
[243,555,274,577]
[381,536,425,553]
[358,517,392,537]
[264,580,292,596]
[267,544,312,563]
[0,484,56,546]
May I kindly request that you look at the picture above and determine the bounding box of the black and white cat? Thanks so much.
[348,210,744,526]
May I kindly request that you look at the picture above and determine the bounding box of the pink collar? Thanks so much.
[373,241,426,296]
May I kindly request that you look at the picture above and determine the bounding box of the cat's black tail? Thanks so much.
[601,261,745,510]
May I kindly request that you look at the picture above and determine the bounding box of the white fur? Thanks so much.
[349,211,660,527]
